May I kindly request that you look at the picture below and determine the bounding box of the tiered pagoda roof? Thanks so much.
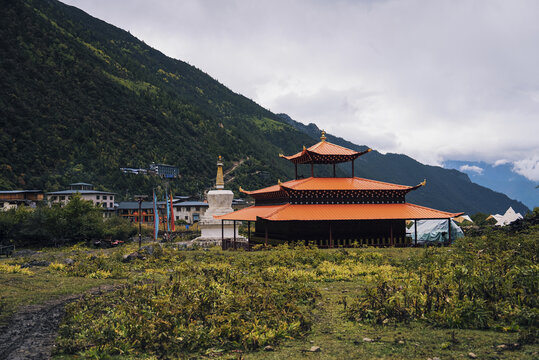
[217,131,462,223]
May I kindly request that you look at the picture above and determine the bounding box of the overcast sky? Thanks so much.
[63,0,539,182]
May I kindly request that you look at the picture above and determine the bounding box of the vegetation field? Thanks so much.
[0,225,537,359]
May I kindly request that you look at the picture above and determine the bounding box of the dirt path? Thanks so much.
[223,157,247,177]
[0,285,118,360]
[224,157,248,184]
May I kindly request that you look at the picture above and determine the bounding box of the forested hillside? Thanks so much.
[0,0,529,215]
[0,0,317,198]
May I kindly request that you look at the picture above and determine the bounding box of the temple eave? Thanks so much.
[216,203,463,222]
[283,152,362,164]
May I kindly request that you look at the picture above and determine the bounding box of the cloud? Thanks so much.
[513,155,539,182]
[63,0,539,169]
[493,159,510,167]
[459,164,484,175]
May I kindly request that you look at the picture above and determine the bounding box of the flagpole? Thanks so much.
[153,189,158,241]
[134,195,147,249]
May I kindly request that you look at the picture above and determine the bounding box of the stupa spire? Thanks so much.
[216,155,224,189]
[321,130,326,142]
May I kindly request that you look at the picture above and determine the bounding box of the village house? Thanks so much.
[46,183,116,217]
[116,201,157,223]
[173,201,209,224]
[149,163,179,178]
[0,190,44,211]
[116,199,206,226]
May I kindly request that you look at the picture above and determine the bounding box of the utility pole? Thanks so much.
[134,195,147,249]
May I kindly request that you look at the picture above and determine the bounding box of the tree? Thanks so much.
[61,194,104,241]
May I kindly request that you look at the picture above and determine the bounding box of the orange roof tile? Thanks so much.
[308,141,360,156]
[241,177,417,195]
[283,177,413,191]
[216,203,462,221]
[214,205,285,221]
[280,140,370,164]
[240,178,311,195]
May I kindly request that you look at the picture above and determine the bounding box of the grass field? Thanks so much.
[250,282,533,360]
[0,228,537,359]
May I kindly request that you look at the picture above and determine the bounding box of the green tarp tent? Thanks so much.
[408,219,464,244]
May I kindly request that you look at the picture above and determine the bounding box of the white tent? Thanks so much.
[491,207,523,226]
[408,219,464,245]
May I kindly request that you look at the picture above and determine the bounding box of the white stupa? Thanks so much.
[194,156,245,245]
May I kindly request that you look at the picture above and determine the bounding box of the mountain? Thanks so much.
[1,0,320,198]
[444,160,538,210]
[277,114,530,215]
[0,0,529,216]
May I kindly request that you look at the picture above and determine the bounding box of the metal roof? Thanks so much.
[46,190,115,195]
[0,190,43,194]
[69,182,93,186]
[216,203,463,222]
[174,201,209,207]
[150,163,176,167]
[116,201,155,210]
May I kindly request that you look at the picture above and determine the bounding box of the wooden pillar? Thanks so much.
[233,220,237,249]
[352,160,355,178]
[265,222,268,248]
[447,218,451,245]
[311,163,314,177]
[333,163,336,177]
[329,222,333,248]
[247,221,251,251]
[390,222,394,246]
[221,220,224,250]
[414,219,418,246]
[295,164,298,179]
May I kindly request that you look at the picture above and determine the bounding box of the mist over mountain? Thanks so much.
[0,0,529,216]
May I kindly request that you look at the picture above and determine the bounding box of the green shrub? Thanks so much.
[56,254,319,357]
[344,227,539,330]
[103,216,138,240]
[0,194,104,246]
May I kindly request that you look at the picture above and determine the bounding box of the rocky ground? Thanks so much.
[0,286,118,360]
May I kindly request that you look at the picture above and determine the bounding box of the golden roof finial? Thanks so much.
[321,130,326,142]
[420,179,427,186]
[216,155,224,189]
[278,179,282,185]
[303,145,306,151]
[239,186,244,192]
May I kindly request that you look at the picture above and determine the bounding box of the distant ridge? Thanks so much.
[0,0,529,215]
[444,160,538,210]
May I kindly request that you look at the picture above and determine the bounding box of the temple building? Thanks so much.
[217,131,463,247]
